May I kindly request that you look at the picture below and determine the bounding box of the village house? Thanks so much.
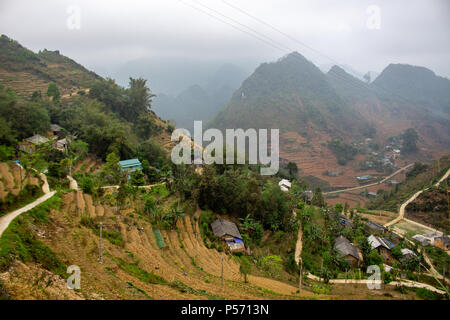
[118,158,142,173]
[367,191,377,198]
[334,236,360,267]
[278,179,291,192]
[412,234,433,246]
[356,175,372,182]
[365,220,388,236]
[400,248,417,261]
[336,213,354,229]
[368,235,395,264]
[412,232,447,249]
[434,235,450,250]
[50,123,63,136]
[302,190,313,204]
[53,135,74,152]
[210,218,245,253]
[19,134,50,154]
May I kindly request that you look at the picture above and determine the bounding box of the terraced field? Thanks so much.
[9,190,313,300]
[0,162,40,200]
[73,157,102,174]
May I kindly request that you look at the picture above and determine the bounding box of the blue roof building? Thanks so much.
[118,158,142,172]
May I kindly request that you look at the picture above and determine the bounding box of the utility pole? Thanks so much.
[194,231,198,259]
[443,264,446,286]
[298,257,302,293]
[320,257,324,283]
[99,222,103,264]
[19,166,22,191]
[221,256,224,286]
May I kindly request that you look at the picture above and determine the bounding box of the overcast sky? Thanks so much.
[1,0,449,81]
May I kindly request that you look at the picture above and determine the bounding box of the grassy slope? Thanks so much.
[0,35,101,96]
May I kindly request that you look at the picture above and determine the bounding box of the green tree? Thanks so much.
[311,188,325,207]
[366,250,383,266]
[136,113,157,140]
[402,128,419,153]
[0,145,14,161]
[70,140,89,159]
[101,152,122,184]
[130,169,145,186]
[46,82,60,101]
[126,78,155,122]
[239,256,252,283]
[286,162,298,180]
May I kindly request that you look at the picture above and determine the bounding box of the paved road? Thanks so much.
[0,191,56,238]
[324,163,413,195]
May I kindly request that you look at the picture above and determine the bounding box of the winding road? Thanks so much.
[384,167,450,228]
[0,173,55,238]
[324,163,414,195]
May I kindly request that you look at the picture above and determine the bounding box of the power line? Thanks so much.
[220,0,414,103]
[179,0,412,106]
[179,0,387,101]
[221,0,340,65]
[192,0,294,53]
[178,0,287,53]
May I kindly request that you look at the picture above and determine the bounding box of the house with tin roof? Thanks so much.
[368,235,395,264]
[118,158,142,172]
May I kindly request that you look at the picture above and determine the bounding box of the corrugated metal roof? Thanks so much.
[368,235,394,251]
[118,158,142,168]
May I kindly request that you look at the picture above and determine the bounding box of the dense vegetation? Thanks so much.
[368,156,450,214]
[327,138,358,165]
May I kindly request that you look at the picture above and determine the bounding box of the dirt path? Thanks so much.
[67,175,78,190]
[293,210,302,266]
[39,173,50,194]
[384,168,450,229]
[0,191,56,238]
[324,163,413,195]
[306,272,445,294]
[100,183,166,190]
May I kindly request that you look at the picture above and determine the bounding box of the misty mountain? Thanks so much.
[208,52,369,137]
[152,63,248,131]
[209,52,450,151]
[372,64,450,116]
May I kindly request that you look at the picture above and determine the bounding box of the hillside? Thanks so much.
[373,64,450,117]
[209,52,368,138]
[368,155,450,216]
[208,53,450,191]
[0,34,101,96]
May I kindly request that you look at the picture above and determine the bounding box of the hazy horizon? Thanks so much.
[1,0,449,94]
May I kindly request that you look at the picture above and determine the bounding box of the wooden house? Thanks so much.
[334,236,360,267]
[368,235,395,264]
[211,218,245,253]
